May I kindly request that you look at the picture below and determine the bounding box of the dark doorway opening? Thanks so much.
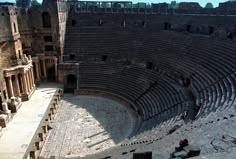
[69,54,76,60]
[65,74,77,93]
[40,60,44,77]
[227,32,234,39]
[164,22,171,30]
[146,62,153,70]
[72,19,76,26]
[18,74,23,93]
[208,26,214,35]
[47,67,56,82]
[186,24,191,32]
[102,55,107,62]
[42,12,51,28]
[0,96,2,111]
[33,63,37,79]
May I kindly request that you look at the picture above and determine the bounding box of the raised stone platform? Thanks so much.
[0,83,62,159]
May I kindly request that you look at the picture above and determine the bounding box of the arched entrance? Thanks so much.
[64,74,77,93]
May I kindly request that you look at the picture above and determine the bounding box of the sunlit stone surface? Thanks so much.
[40,95,135,158]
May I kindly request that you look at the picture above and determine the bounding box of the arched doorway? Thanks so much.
[64,74,77,93]
[47,67,55,82]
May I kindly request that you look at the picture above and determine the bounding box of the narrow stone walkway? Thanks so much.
[40,95,135,158]
[0,83,60,159]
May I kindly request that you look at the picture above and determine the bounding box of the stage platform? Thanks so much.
[0,83,62,159]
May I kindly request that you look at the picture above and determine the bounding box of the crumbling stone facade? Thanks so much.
[0,0,68,127]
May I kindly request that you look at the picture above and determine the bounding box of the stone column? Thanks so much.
[26,70,31,91]
[22,71,28,94]
[13,74,21,97]
[35,61,40,81]
[30,67,35,87]
[42,58,47,79]
[28,69,33,89]
[54,57,58,81]
[6,76,14,98]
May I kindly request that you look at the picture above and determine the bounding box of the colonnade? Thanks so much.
[5,67,35,99]
[33,56,58,82]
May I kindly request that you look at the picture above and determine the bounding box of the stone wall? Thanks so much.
[0,4,23,103]
[0,5,22,67]
[17,8,32,55]
[58,63,79,83]
[0,6,13,42]
[57,0,68,62]
[68,12,236,39]
[29,0,68,60]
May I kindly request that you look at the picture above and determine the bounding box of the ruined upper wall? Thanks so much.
[29,0,68,59]
[17,8,32,54]
[0,5,20,42]
[68,11,236,41]
[69,1,236,15]
[57,0,69,61]
[0,5,22,68]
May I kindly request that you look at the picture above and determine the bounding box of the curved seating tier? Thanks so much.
[63,14,236,156]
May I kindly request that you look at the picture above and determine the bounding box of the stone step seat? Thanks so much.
[79,81,148,100]
[79,62,125,74]
[190,46,236,72]
[63,16,236,158]
[79,60,234,120]
[81,71,183,118]
[144,107,179,132]
[140,81,181,117]
[175,60,232,110]
[136,102,185,135]
[69,35,234,72]
[79,76,146,100]
[197,72,236,116]
[64,28,236,61]
[80,73,150,92]
[79,66,186,135]
[129,112,182,143]
[229,73,236,105]
[188,48,235,78]
[79,64,160,83]
[79,83,141,102]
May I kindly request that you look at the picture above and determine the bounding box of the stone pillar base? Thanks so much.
[21,86,36,101]
[8,97,22,113]
[0,114,9,128]
[2,102,11,115]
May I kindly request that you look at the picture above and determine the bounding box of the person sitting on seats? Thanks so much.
[175,139,189,152]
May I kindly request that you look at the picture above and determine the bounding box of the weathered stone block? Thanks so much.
[183,145,201,158]
[0,114,8,128]
[174,150,187,158]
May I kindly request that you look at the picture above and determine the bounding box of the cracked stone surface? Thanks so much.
[40,95,135,158]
